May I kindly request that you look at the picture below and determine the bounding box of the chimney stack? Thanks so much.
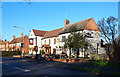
[13,36,16,39]
[20,33,24,37]
[64,19,70,27]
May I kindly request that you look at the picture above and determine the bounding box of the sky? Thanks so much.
[2,0,119,2]
[2,2,118,41]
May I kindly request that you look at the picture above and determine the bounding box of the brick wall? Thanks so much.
[23,36,29,53]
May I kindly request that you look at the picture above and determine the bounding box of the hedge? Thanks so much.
[1,51,21,56]
[90,54,108,61]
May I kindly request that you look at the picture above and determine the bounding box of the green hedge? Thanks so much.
[39,50,44,54]
[90,54,108,61]
[1,51,21,56]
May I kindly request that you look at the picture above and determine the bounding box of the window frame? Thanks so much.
[62,36,66,42]
[54,39,56,44]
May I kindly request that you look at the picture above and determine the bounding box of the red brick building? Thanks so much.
[0,39,9,51]
[9,34,29,54]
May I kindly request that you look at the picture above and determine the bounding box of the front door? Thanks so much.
[53,49,56,54]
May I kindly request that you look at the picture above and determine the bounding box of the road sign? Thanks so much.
[34,46,38,52]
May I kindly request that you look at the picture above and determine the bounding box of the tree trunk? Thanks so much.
[77,48,79,58]
[69,48,71,58]
[108,44,120,63]
[112,44,120,63]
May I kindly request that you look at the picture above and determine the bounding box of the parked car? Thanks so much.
[35,54,42,60]
[24,54,32,58]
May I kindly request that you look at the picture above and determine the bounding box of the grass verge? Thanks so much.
[84,61,120,69]
[71,61,120,76]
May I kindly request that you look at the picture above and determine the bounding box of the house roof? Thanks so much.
[32,29,47,36]
[43,28,63,38]
[0,39,2,43]
[10,36,27,44]
[32,18,100,39]
[60,18,100,34]
[0,41,9,45]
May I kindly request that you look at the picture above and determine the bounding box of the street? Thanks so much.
[1,57,96,76]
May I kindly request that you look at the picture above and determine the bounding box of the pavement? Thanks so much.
[1,57,100,76]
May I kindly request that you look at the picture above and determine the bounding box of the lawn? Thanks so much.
[71,61,120,76]
[84,61,120,69]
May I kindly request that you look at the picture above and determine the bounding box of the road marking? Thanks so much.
[5,64,31,72]
[48,65,54,66]
[21,60,27,61]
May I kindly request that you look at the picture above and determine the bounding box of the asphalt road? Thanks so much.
[1,57,96,76]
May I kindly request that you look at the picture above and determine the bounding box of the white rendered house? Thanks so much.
[29,18,106,57]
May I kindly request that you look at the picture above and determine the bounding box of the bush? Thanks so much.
[2,51,21,56]
[90,54,108,61]
[40,50,44,54]
[55,55,60,59]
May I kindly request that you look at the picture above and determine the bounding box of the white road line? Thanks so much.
[5,64,31,72]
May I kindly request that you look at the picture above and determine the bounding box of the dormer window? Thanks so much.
[62,36,66,42]
[85,30,93,38]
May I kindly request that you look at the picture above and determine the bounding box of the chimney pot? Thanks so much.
[13,36,16,39]
[20,33,24,37]
[64,19,70,27]
[5,39,7,41]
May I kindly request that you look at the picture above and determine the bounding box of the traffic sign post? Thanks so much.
[34,46,38,59]
[34,46,38,52]
[20,43,24,58]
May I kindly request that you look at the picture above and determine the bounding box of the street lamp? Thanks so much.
[13,26,24,57]
[13,26,23,29]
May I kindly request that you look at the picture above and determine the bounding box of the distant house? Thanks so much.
[29,18,106,57]
[0,39,9,51]
[9,33,29,54]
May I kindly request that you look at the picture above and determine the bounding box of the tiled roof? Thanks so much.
[32,29,47,36]
[32,18,100,39]
[9,36,27,44]
[0,41,9,45]
[43,28,63,38]
[0,39,2,42]
[84,18,101,31]
[60,18,100,34]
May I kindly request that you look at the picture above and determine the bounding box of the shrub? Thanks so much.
[99,54,108,61]
[2,51,21,56]
[40,50,44,54]
[55,55,60,59]
[90,54,108,61]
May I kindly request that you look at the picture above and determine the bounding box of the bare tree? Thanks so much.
[98,16,120,63]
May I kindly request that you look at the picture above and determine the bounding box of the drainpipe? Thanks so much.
[36,36,37,55]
